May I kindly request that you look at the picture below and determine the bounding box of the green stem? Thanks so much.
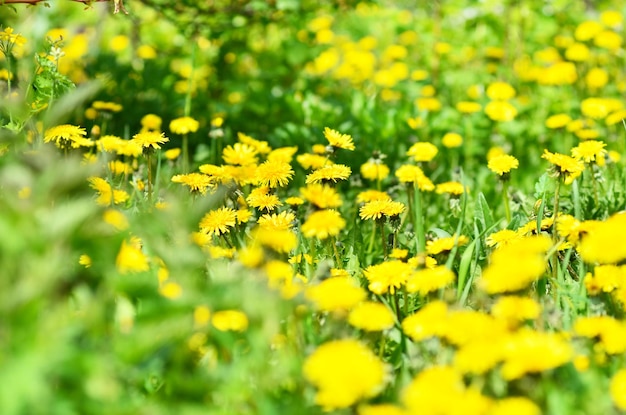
[379,220,387,259]
[182,133,189,173]
[413,184,426,254]
[331,236,342,268]
[589,164,599,206]
[502,180,511,223]
[367,221,376,254]
[147,152,153,201]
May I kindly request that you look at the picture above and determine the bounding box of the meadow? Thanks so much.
[1,1,626,414]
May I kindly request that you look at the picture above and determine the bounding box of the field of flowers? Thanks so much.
[2,0,626,414]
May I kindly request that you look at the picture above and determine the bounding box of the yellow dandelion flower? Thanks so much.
[407,142,438,162]
[324,127,355,151]
[358,404,407,415]
[222,142,258,165]
[360,161,390,181]
[132,131,169,150]
[169,116,199,135]
[575,20,603,41]
[500,328,572,380]
[359,199,405,220]
[395,164,435,191]
[305,277,367,312]
[363,260,414,295]
[442,132,463,148]
[97,134,124,153]
[405,265,455,295]
[258,211,296,231]
[488,154,519,176]
[297,153,331,170]
[401,300,448,341]
[485,101,518,122]
[486,81,516,100]
[426,235,469,255]
[255,160,294,188]
[246,186,282,211]
[435,181,465,195]
[212,310,248,332]
[300,183,342,209]
[267,146,298,163]
[545,113,572,129]
[237,132,271,154]
[171,173,214,195]
[116,239,149,274]
[578,212,626,264]
[79,254,92,268]
[571,140,607,163]
[356,190,391,204]
[108,160,133,175]
[44,124,92,149]
[611,369,626,410]
[542,149,585,184]
[103,209,129,231]
[164,148,181,160]
[199,207,237,237]
[141,114,162,132]
[303,339,388,411]
[92,101,122,112]
[456,101,482,114]
[305,164,351,184]
[285,196,304,207]
[159,281,183,299]
[348,302,395,331]
[301,209,346,239]
[491,296,540,327]
[486,229,521,248]
[479,235,551,294]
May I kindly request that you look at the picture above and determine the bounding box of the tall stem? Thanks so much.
[146,152,153,201]
[414,184,426,254]
[502,180,511,223]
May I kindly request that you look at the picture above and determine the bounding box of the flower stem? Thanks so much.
[182,133,189,173]
[379,220,387,259]
[502,180,511,223]
[146,153,153,201]
[413,184,426,254]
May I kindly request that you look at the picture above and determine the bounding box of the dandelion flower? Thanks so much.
[407,142,438,162]
[611,369,626,410]
[297,153,330,170]
[395,164,435,191]
[141,114,162,132]
[212,310,248,332]
[305,277,367,312]
[571,140,607,163]
[303,339,388,410]
[44,124,92,149]
[426,235,469,255]
[324,127,355,151]
[363,260,414,295]
[485,101,518,122]
[169,116,199,135]
[132,131,169,150]
[306,164,351,184]
[486,81,516,100]
[359,200,405,220]
[356,190,392,204]
[255,160,294,188]
[199,207,237,237]
[247,186,282,211]
[545,114,572,129]
[237,132,271,154]
[435,181,465,195]
[222,142,258,165]
[258,211,296,231]
[171,173,214,195]
[348,302,395,331]
[116,239,149,274]
[360,160,390,181]
[442,132,463,148]
[488,154,519,176]
[542,149,585,184]
[301,209,346,239]
[489,397,541,415]
[456,101,482,113]
[405,265,455,295]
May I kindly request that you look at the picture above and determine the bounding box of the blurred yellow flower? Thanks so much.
[303,339,388,410]
[486,81,516,100]
[116,239,149,274]
[348,301,395,331]
[169,116,199,135]
[442,132,463,148]
[407,142,438,162]
[305,277,366,312]
[485,101,518,122]
[488,154,519,176]
[212,310,248,332]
